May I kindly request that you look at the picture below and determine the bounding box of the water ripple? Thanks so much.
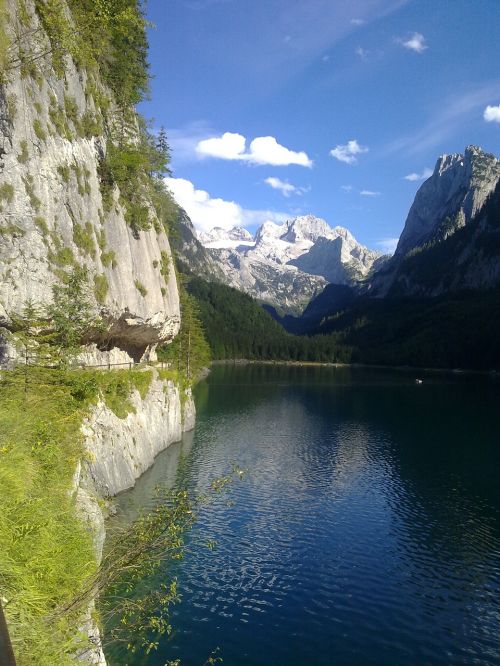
[107,366,500,666]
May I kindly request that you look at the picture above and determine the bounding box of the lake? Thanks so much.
[106,364,500,666]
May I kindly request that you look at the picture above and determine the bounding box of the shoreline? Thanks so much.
[210,359,499,378]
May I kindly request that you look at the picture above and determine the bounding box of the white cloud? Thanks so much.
[196,132,246,160]
[484,104,500,123]
[330,139,368,164]
[165,177,287,233]
[404,167,433,181]
[355,46,369,60]
[360,190,380,196]
[377,238,399,254]
[264,177,308,197]
[196,132,313,167]
[341,185,353,192]
[400,32,427,53]
[350,18,365,26]
[249,136,312,167]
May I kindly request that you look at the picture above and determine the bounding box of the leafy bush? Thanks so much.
[134,280,148,297]
[73,222,96,257]
[94,273,109,304]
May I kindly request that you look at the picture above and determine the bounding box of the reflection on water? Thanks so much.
[106,365,500,666]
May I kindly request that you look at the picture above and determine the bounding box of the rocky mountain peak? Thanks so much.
[281,215,331,243]
[199,226,254,244]
[395,145,500,257]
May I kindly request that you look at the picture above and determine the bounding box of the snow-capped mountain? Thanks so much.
[191,215,384,313]
[198,226,254,249]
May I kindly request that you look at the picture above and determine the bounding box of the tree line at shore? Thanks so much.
[184,275,500,371]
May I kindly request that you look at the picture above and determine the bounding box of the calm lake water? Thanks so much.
[106,365,500,666]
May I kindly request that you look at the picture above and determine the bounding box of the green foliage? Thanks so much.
[0,362,162,665]
[7,93,17,120]
[0,0,10,82]
[49,246,76,267]
[0,365,96,665]
[63,93,78,124]
[185,276,350,363]
[101,469,243,659]
[98,121,174,236]
[33,118,47,141]
[49,97,73,140]
[23,175,41,211]
[49,268,100,355]
[134,279,148,297]
[160,250,171,281]
[57,164,71,183]
[79,110,103,138]
[0,182,14,203]
[314,289,500,371]
[101,249,117,268]
[0,222,24,237]
[34,215,49,236]
[73,222,96,257]
[158,282,211,383]
[94,273,109,304]
[105,142,152,231]
[31,0,149,108]
[91,369,151,417]
[17,140,29,164]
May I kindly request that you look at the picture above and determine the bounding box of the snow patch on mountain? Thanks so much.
[194,214,384,312]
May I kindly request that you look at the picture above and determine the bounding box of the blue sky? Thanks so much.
[141,0,500,252]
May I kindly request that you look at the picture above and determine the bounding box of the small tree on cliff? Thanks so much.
[48,268,101,360]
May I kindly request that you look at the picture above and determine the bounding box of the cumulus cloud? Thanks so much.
[360,190,380,197]
[165,177,287,233]
[399,32,427,53]
[264,177,308,197]
[404,167,433,181]
[196,132,246,160]
[196,132,312,167]
[484,105,500,123]
[341,185,353,192]
[377,238,399,254]
[330,139,368,164]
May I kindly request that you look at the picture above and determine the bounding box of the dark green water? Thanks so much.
[107,365,500,665]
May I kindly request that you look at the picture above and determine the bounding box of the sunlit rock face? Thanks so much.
[82,377,195,497]
[0,0,180,360]
[396,145,500,257]
[178,213,383,314]
[370,146,500,297]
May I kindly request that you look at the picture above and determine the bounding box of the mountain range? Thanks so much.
[175,145,500,319]
[176,214,386,313]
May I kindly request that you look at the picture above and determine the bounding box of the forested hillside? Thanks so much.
[187,275,500,371]
[185,277,352,363]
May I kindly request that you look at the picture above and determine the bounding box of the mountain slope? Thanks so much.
[186,214,383,313]
[0,0,182,360]
[371,145,500,297]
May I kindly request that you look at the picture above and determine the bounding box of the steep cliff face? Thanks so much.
[371,146,500,297]
[75,374,196,665]
[82,376,195,497]
[396,145,500,257]
[0,0,180,359]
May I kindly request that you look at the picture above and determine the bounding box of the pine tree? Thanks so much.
[48,268,101,360]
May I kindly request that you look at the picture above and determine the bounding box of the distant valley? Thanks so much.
[174,145,500,370]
